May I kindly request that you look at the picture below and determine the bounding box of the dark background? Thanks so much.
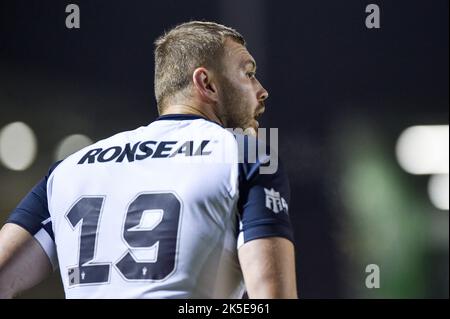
[0,0,448,298]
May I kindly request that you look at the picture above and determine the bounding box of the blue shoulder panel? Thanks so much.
[6,161,62,240]
[237,135,294,244]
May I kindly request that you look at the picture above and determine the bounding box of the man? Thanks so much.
[0,21,297,298]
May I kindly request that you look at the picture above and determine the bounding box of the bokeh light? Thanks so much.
[428,174,449,211]
[54,134,93,161]
[0,122,37,171]
[396,125,449,175]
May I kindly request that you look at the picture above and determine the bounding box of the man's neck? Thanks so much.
[160,103,224,126]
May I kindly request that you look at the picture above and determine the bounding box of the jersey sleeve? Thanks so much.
[5,161,62,269]
[236,136,294,249]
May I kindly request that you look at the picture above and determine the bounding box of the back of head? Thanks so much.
[154,21,245,114]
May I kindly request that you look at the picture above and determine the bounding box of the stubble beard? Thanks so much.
[218,78,253,131]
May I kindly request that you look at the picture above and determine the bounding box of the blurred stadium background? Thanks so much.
[0,0,448,298]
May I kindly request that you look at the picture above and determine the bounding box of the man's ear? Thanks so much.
[192,67,219,102]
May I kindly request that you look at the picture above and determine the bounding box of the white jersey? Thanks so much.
[8,114,293,299]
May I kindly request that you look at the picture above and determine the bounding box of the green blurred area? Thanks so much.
[336,119,448,298]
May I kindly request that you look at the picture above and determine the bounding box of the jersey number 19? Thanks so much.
[65,193,181,286]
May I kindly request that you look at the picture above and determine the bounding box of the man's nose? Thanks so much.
[258,87,269,102]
